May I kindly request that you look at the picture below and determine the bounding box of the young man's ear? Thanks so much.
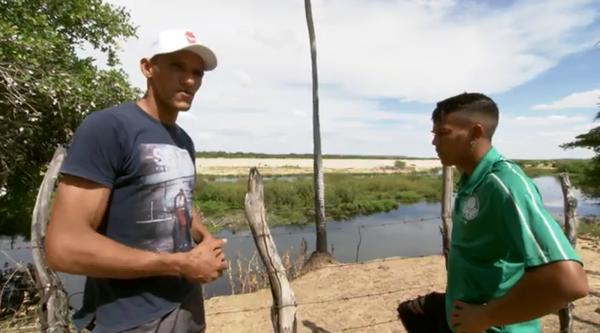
[140,58,154,79]
[471,123,485,140]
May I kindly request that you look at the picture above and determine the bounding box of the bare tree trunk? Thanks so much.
[440,166,453,269]
[31,146,70,333]
[304,0,327,254]
[244,168,297,333]
[558,172,578,333]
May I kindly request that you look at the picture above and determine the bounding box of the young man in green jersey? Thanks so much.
[429,92,588,332]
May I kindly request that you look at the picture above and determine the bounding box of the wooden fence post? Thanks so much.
[558,172,578,333]
[244,167,297,333]
[440,166,453,269]
[30,146,70,333]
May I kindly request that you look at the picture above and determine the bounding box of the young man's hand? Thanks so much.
[179,237,227,283]
[450,300,492,333]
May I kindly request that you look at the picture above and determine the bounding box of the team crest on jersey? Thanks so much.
[462,195,479,222]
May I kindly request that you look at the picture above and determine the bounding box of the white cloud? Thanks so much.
[314,0,598,102]
[495,114,596,159]
[98,0,599,158]
[533,89,600,110]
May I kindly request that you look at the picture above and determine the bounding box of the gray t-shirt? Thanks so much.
[60,102,201,332]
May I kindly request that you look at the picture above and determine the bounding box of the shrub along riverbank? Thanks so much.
[194,172,441,232]
[195,158,596,233]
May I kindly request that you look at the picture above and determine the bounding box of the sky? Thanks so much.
[97,0,600,159]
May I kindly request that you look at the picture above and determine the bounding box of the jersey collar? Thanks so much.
[457,146,503,195]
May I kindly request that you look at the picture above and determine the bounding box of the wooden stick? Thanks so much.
[559,173,578,246]
[244,168,297,333]
[30,146,70,333]
[441,166,453,269]
[558,172,578,333]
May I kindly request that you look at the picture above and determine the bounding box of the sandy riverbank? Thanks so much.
[196,158,442,175]
[204,237,600,332]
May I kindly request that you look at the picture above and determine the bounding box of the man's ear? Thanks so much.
[471,123,485,140]
[140,58,153,79]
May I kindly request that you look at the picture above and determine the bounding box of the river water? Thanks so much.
[1,176,598,308]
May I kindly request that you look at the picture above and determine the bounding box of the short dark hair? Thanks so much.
[432,92,499,139]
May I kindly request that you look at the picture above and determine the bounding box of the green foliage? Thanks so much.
[195,178,247,214]
[561,111,600,197]
[521,167,554,178]
[394,160,407,169]
[517,159,591,179]
[394,190,421,202]
[197,200,231,217]
[553,159,592,174]
[194,173,442,231]
[561,112,600,153]
[578,217,600,237]
[0,0,139,235]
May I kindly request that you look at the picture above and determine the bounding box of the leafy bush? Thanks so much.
[194,173,442,230]
[394,160,407,169]
[0,0,139,235]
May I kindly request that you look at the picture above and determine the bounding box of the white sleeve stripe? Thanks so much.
[490,173,548,263]
[504,163,569,260]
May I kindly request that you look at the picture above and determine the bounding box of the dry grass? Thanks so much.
[0,263,40,333]
[226,242,308,295]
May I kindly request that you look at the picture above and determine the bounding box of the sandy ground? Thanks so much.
[205,237,600,333]
[196,158,442,175]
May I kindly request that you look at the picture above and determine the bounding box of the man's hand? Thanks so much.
[450,300,492,333]
[179,237,227,283]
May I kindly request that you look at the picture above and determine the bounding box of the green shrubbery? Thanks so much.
[553,160,592,174]
[0,0,139,235]
[578,217,600,237]
[194,173,441,231]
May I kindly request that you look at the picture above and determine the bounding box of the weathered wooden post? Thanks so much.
[244,167,297,333]
[440,166,453,269]
[559,173,578,245]
[558,172,578,333]
[30,146,70,333]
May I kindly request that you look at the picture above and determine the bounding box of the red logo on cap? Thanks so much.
[185,31,197,43]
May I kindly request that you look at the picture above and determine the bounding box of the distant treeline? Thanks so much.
[195,151,437,160]
[516,159,592,177]
[515,159,595,198]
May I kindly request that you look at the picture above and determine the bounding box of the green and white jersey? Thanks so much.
[445,147,581,333]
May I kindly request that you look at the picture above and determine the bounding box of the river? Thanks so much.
[1,176,598,308]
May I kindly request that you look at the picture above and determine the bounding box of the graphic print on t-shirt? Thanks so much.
[134,144,195,253]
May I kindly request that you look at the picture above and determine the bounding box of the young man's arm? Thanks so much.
[451,169,588,332]
[45,175,227,282]
[450,260,588,332]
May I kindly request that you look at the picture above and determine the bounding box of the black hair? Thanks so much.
[431,92,499,139]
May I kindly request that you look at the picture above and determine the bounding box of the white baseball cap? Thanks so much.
[149,29,217,71]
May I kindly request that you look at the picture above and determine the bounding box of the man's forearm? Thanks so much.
[485,261,588,326]
[46,225,185,279]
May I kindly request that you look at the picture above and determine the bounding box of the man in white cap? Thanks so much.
[45,29,226,332]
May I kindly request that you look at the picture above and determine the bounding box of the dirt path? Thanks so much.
[205,238,600,332]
